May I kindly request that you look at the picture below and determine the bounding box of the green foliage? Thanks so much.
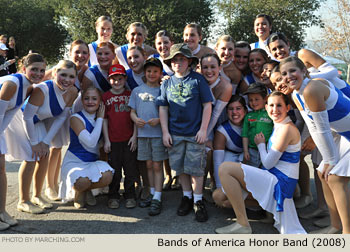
[216,0,323,50]
[49,0,214,46]
[0,0,69,64]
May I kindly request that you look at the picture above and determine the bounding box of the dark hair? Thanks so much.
[267,32,289,48]
[255,14,272,26]
[228,94,248,112]
[235,41,251,51]
[267,91,289,106]
[127,45,146,57]
[155,30,174,42]
[271,64,280,75]
[22,53,46,67]
[249,48,269,63]
[184,23,202,37]
[264,59,279,68]
[200,53,221,67]
[70,39,89,54]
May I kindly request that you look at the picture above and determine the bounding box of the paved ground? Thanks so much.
[2,156,323,234]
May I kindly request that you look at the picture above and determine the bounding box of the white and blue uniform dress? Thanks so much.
[148,53,174,76]
[48,69,84,148]
[241,119,306,234]
[5,80,69,161]
[88,40,99,67]
[116,44,130,70]
[250,40,273,59]
[126,69,145,91]
[59,110,113,202]
[293,78,350,176]
[0,74,31,154]
[84,65,111,93]
[217,121,243,162]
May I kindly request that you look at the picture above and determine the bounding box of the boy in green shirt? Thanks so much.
[242,82,273,167]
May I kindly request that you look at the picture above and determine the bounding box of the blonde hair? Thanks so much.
[127,22,148,38]
[54,60,77,75]
[215,35,235,48]
[95,16,113,27]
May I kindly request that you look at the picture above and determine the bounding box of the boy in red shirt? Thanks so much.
[102,64,138,209]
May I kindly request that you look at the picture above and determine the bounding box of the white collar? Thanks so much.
[192,44,201,55]
[274,116,292,130]
[82,109,96,122]
[297,78,310,95]
[209,77,220,90]
[222,60,233,68]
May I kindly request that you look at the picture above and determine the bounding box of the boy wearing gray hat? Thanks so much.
[156,43,212,222]
[242,82,273,167]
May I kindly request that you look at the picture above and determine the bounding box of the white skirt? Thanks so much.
[4,110,47,162]
[241,163,306,234]
[317,133,350,177]
[0,133,7,155]
[46,117,70,148]
[59,150,113,202]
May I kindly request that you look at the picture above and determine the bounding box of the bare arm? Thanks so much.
[196,102,212,144]
[159,105,172,147]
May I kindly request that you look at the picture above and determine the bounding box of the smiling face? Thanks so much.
[254,17,271,41]
[145,65,162,85]
[155,35,173,59]
[183,27,201,51]
[215,40,235,65]
[248,93,265,111]
[54,68,76,91]
[82,88,101,114]
[127,48,145,74]
[96,20,113,42]
[227,101,246,126]
[268,39,290,60]
[70,44,89,69]
[23,62,46,84]
[249,52,266,77]
[127,26,145,47]
[270,71,291,95]
[96,45,115,70]
[280,61,305,92]
[266,94,290,123]
[201,56,220,84]
[260,63,274,83]
[234,47,250,71]
[109,74,126,93]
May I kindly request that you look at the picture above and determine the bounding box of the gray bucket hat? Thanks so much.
[243,82,268,96]
[163,43,199,68]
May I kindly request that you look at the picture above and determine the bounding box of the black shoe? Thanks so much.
[194,200,208,222]
[177,196,193,216]
[148,199,162,216]
[139,194,153,208]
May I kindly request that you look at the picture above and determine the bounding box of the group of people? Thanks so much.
[0,35,18,77]
[0,13,349,234]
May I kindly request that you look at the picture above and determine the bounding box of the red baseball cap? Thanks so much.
[108,64,126,78]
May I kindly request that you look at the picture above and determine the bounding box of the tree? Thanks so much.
[318,0,350,69]
[49,0,214,46]
[216,0,323,50]
[0,0,69,64]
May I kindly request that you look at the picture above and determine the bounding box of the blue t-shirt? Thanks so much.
[156,70,213,136]
[128,84,162,138]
